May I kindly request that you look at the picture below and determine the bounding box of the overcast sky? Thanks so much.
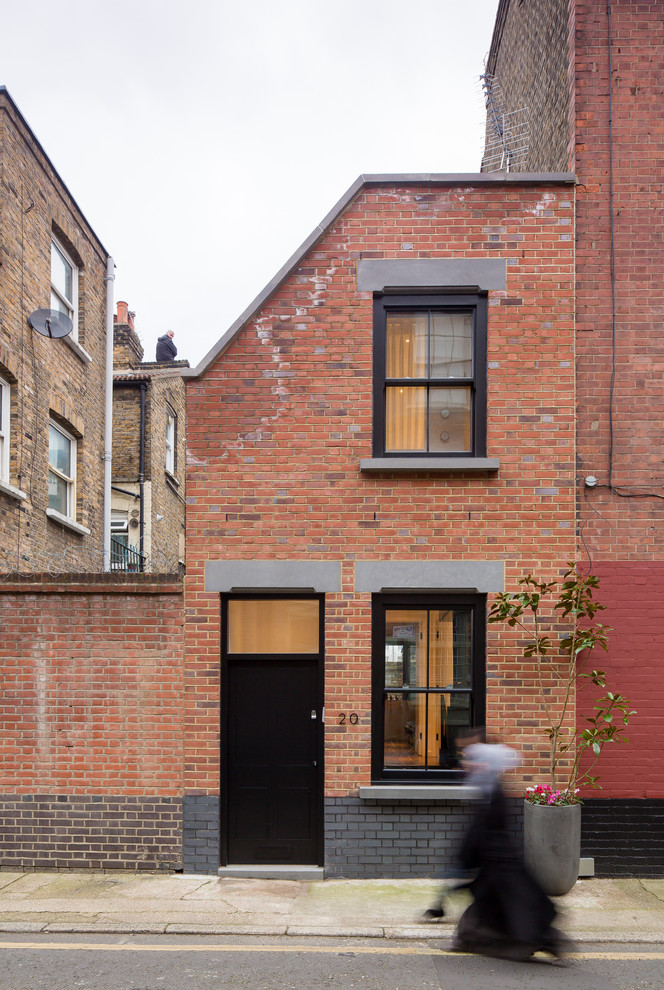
[2,0,499,368]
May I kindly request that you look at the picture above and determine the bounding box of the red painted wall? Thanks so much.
[573,4,664,799]
[576,562,664,799]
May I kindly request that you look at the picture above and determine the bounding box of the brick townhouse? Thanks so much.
[112,301,187,574]
[0,87,111,571]
[183,172,576,877]
[482,0,664,876]
[0,91,185,872]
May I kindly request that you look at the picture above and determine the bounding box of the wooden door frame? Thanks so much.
[219,592,325,867]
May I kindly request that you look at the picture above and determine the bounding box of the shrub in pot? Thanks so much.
[488,565,635,895]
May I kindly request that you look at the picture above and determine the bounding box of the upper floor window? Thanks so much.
[48,420,76,519]
[371,593,486,783]
[165,410,176,475]
[51,238,78,340]
[372,293,487,458]
[0,377,9,483]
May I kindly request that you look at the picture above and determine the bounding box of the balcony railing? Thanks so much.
[110,536,146,573]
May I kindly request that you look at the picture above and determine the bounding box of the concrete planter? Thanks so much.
[523,800,581,896]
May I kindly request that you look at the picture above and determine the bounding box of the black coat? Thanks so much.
[156,334,177,361]
[456,785,560,957]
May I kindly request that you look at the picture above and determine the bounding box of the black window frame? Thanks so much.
[371,592,486,784]
[372,292,488,458]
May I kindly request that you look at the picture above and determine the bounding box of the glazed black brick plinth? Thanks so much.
[324,796,523,878]
[0,795,182,871]
[581,799,664,877]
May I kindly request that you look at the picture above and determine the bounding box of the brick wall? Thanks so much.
[0,574,185,869]
[184,179,577,824]
[0,91,109,572]
[482,0,572,172]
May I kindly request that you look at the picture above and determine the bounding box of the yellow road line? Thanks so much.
[0,941,663,959]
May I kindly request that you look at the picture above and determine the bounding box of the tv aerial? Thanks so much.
[27,309,73,339]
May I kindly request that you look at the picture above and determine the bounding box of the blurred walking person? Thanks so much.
[451,742,570,961]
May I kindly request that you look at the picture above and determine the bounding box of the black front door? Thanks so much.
[222,595,323,866]
[226,658,320,863]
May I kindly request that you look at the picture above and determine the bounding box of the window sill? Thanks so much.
[359,785,480,801]
[62,335,92,364]
[46,508,91,536]
[0,479,27,502]
[360,457,500,473]
[165,470,179,487]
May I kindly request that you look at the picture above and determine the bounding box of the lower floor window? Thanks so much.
[48,420,76,518]
[372,593,486,782]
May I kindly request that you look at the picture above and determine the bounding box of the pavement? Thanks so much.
[0,871,663,943]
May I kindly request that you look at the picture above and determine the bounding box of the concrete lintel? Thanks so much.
[355,560,504,594]
[357,258,506,292]
[205,560,342,593]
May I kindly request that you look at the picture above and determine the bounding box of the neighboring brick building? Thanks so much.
[0,94,186,871]
[112,302,187,574]
[482,0,664,875]
[0,87,111,572]
[183,172,576,876]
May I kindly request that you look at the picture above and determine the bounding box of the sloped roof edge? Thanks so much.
[0,86,109,260]
[183,170,576,380]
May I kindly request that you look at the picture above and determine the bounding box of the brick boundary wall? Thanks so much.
[0,574,185,871]
[0,795,182,871]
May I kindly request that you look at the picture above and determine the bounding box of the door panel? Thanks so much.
[226,658,321,864]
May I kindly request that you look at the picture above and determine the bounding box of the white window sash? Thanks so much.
[51,238,79,341]
[165,414,175,474]
[0,377,9,482]
[48,421,76,519]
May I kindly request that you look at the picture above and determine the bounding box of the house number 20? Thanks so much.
[338,713,359,724]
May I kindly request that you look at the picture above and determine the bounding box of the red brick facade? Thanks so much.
[184,176,576,872]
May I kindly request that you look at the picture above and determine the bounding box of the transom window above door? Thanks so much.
[226,598,320,654]
[372,293,487,458]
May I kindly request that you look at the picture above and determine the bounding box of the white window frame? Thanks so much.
[0,376,9,483]
[165,410,176,475]
[51,237,79,341]
[48,420,77,520]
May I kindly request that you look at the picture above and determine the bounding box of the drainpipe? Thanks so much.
[139,381,147,566]
[102,256,115,572]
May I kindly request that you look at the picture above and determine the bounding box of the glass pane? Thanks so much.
[228,599,319,654]
[386,313,427,379]
[49,424,71,475]
[428,387,471,452]
[427,693,472,769]
[452,611,472,687]
[385,609,427,688]
[430,312,473,378]
[386,386,426,451]
[48,470,68,514]
[384,692,426,768]
[429,609,455,689]
[51,243,73,302]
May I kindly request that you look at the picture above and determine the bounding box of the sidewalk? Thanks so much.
[0,872,663,942]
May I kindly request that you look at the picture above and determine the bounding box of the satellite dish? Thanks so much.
[27,309,73,339]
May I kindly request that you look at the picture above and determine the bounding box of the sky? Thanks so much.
[1,0,499,369]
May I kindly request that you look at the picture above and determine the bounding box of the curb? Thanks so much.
[0,921,662,943]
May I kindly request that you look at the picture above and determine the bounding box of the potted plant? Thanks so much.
[488,564,635,895]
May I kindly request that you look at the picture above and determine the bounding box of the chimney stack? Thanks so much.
[113,301,144,369]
